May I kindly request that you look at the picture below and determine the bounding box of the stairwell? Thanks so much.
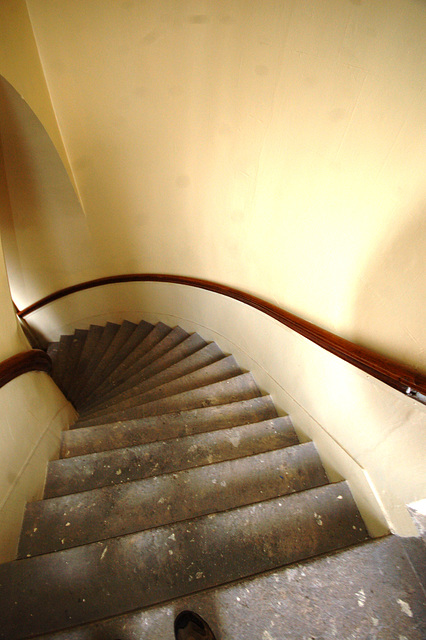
[0,320,424,639]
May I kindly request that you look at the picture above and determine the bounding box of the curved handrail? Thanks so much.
[16,273,426,396]
[0,350,52,390]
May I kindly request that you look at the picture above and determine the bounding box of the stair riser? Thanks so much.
[45,417,298,498]
[2,483,368,639]
[19,443,327,556]
[62,397,279,458]
[71,323,120,403]
[87,319,154,391]
[68,325,104,402]
[99,322,172,387]
[82,333,209,410]
[72,373,261,428]
[81,355,241,419]
[82,341,222,414]
[60,330,89,395]
[76,321,137,403]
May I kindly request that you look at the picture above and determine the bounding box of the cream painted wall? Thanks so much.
[0,184,76,563]
[0,0,77,192]
[0,77,100,310]
[25,281,426,537]
[0,1,424,550]
[23,0,426,372]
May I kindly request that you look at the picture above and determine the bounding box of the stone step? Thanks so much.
[30,535,424,640]
[86,318,154,390]
[80,356,242,419]
[83,342,226,416]
[91,321,173,394]
[1,482,368,639]
[19,442,327,557]
[82,332,210,411]
[45,416,298,498]
[52,334,74,389]
[61,396,279,458]
[71,322,121,404]
[67,324,104,401]
[73,372,262,428]
[59,329,89,396]
[76,320,137,403]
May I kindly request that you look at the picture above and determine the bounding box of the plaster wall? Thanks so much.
[20,0,426,372]
[26,282,426,538]
[0,0,76,190]
[0,227,75,563]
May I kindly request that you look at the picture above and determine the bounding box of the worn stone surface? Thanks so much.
[77,320,137,403]
[33,536,426,640]
[68,324,104,403]
[83,319,154,402]
[82,355,242,419]
[73,372,262,428]
[72,322,120,403]
[1,483,367,639]
[61,396,279,458]
[84,332,209,411]
[20,442,327,555]
[84,341,224,414]
[45,417,298,497]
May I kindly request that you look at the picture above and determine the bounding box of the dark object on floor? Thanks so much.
[175,610,217,640]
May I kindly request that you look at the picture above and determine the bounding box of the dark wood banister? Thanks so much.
[15,274,426,397]
[0,350,52,390]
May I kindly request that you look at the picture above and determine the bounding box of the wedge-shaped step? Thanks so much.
[73,372,261,428]
[80,356,242,421]
[71,322,121,404]
[82,341,223,414]
[76,320,137,403]
[45,417,297,498]
[60,329,88,395]
[62,396,278,458]
[81,318,154,397]
[91,321,172,391]
[67,324,104,401]
[52,334,74,389]
[2,482,368,639]
[19,442,327,556]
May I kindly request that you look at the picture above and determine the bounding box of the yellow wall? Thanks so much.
[0,1,424,549]
[22,0,425,372]
[0,0,76,192]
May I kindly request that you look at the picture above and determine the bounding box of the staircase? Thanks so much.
[0,319,371,639]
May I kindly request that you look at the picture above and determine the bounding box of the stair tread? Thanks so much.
[71,322,121,404]
[97,321,173,388]
[59,330,89,395]
[20,442,328,556]
[82,332,210,411]
[52,334,74,388]
[1,482,368,639]
[45,416,298,498]
[67,325,104,401]
[82,354,241,419]
[73,372,262,428]
[80,319,154,400]
[62,396,279,458]
[76,320,138,403]
[30,535,423,640]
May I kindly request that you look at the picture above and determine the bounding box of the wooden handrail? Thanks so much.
[16,273,426,397]
[0,350,52,390]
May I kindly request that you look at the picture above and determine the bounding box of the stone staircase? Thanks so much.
[0,319,373,639]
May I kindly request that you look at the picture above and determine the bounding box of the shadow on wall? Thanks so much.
[352,203,426,374]
[0,75,99,311]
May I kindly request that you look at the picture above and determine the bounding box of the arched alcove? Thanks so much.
[0,75,97,311]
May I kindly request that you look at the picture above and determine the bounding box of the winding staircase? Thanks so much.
[0,318,413,639]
